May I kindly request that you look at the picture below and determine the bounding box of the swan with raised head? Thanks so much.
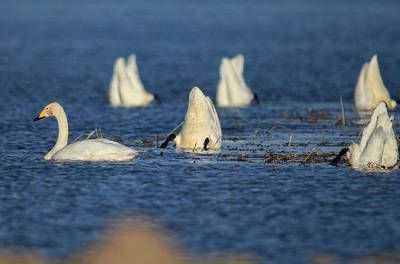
[354,55,396,111]
[161,87,222,152]
[216,54,258,107]
[33,102,138,161]
[109,53,156,107]
[332,102,398,169]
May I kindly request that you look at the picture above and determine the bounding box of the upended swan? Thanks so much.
[109,54,157,107]
[216,54,258,107]
[33,102,138,161]
[354,54,396,111]
[161,87,222,152]
[332,102,398,169]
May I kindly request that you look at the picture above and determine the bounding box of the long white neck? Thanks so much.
[45,106,69,160]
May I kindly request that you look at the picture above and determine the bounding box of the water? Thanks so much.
[1,0,400,263]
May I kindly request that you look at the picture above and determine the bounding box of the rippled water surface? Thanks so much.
[1,0,400,263]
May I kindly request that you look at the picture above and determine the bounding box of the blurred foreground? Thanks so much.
[0,216,399,264]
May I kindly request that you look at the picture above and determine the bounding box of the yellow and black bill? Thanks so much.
[33,109,47,122]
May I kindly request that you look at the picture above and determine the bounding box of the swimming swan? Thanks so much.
[33,102,138,161]
[216,54,258,107]
[332,102,398,169]
[161,87,222,152]
[109,54,156,107]
[354,55,396,111]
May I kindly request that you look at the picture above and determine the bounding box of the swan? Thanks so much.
[332,102,398,169]
[216,54,258,107]
[354,55,396,111]
[109,54,156,107]
[33,102,138,161]
[161,87,222,152]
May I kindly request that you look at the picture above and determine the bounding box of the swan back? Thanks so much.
[176,87,222,151]
[52,139,138,161]
[216,54,255,107]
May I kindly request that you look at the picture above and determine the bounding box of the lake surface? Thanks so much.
[0,0,400,263]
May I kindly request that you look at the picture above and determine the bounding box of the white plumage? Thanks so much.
[354,55,396,111]
[109,54,155,107]
[161,87,222,152]
[216,54,256,107]
[347,102,398,169]
[34,102,138,161]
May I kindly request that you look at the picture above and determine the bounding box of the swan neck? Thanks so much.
[45,106,69,159]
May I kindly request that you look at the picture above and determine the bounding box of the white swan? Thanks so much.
[354,55,396,111]
[161,87,222,152]
[216,54,258,107]
[346,102,398,169]
[33,102,138,161]
[109,54,156,107]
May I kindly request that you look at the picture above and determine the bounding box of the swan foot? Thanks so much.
[160,134,176,148]
[203,138,210,151]
[154,94,161,104]
[330,147,349,166]
[251,93,260,105]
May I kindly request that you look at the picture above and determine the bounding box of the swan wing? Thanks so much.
[109,58,123,107]
[223,58,254,107]
[367,55,392,104]
[359,126,385,168]
[359,102,387,152]
[116,58,138,106]
[121,54,154,106]
[126,54,147,93]
[231,54,244,75]
[381,116,399,168]
[205,96,222,149]
[216,58,230,107]
[354,62,373,110]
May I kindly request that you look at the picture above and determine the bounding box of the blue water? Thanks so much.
[1,0,400,263]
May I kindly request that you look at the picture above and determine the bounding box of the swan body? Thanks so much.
[109,54,155,107]
[347,102,398,169]
[354,55,396,111]
[163,87,222,152]
[216,54,256,107]
[34,102,138,161]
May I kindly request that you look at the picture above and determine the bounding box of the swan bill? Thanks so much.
[33,109,48,121]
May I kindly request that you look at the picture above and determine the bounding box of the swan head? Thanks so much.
[33,102,62,121]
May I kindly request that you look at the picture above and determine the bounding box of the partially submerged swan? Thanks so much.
[216,54,258,107]
[332,102,398,170]
[354,55,396,111]
[109,54,156,107]
[161,87,222,152]
[33,102,138,161]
